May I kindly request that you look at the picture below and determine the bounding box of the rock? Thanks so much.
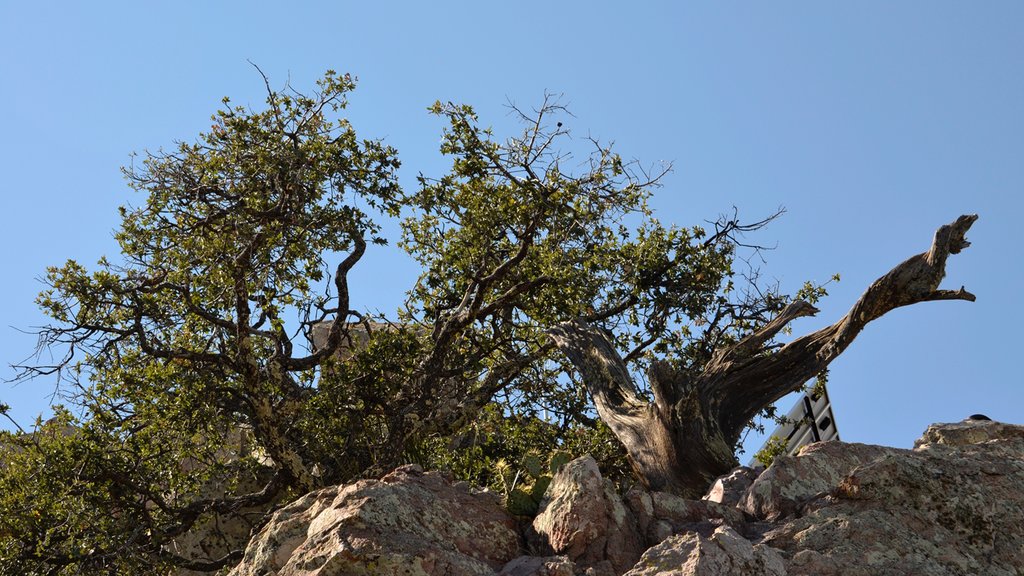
[531,456,644,575]
[702,466,759,507]
[622,525,786,576]
[624,489,746,547]
[229,464,520,576]
[914,417,1024,449]
[498,555,576,576]
[761,421,1024,575]
[739,440,903,521]
[225,420,1024,576]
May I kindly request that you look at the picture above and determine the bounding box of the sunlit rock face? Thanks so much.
[228,420,1024,576]
[228,464,521,576]
[755,419,1024,576]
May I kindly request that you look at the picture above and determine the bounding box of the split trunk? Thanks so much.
[548,215,978,497]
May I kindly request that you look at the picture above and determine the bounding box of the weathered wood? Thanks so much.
[549,215,978,497]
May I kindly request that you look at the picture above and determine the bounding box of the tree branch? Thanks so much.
[285,233,366,370]
[549,214,978,496]
[716,214,978,437]
[547,321,646,414]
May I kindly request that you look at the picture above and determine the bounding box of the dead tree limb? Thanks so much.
[548,214,977,497]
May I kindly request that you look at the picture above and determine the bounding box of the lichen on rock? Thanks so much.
[228,420,1024,576]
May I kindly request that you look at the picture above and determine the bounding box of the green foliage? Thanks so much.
[795,273,840,305]
[297,325,427,482]
[0,408,273,574]
[4,70,402,573]
[1,74,810,573]
[753,435,790,468]
[399,98,758,439]
[411,403,630,517]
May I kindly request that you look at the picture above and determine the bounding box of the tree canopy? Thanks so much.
[0,72,975,574]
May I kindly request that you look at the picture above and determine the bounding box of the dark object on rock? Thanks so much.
[966,414,991,421]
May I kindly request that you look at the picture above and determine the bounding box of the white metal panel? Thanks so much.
[750,383,840,463]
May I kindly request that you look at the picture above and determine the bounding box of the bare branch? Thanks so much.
[285,233,366,371]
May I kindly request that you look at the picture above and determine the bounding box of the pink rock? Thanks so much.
[229,464,520,575]
[739,441,902,521]
[531,456,644,575]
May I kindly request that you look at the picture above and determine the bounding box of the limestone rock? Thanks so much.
[739,440,903,521]
[762,421,1024,575]
[229,464,520,576]
[623,525,786,576]
[701,466,759,507]
[531,456,644,575]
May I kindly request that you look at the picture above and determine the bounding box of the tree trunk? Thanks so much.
[548,215,977,498]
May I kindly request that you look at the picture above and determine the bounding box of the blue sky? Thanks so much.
[1,2,1020,453]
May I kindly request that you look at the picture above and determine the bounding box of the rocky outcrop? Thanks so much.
[760,419,1024,575]
[915,417,1024,448]
[229,464,520,576]
[228,419,1024,576]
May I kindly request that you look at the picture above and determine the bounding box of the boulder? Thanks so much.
[531,455,644,575]
[761,421,1024,575]
[622,525,786,576]
[224,420,1024,576]
[229,464,520,576]
[739,440,903,521]
[701,466,760,507]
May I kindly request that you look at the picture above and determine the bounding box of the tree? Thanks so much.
[3,74,724,572]
[0,69,976,573]
[3,70,404,573]
[547,215,977,496]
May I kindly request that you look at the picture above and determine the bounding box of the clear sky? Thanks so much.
[1,2,1020,454]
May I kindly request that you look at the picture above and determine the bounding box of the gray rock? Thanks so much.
[625,489,746,547]
[914,417,1024,449]
[761,421,1024,575]
[498,555,576,576]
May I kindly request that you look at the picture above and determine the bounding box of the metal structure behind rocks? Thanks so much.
[752,383,840,464]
